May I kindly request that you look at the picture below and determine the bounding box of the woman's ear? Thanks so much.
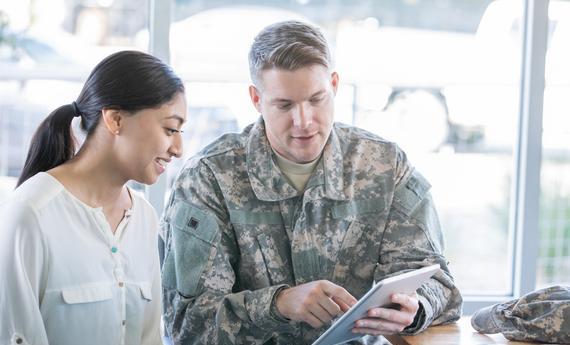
[101,108,123,135]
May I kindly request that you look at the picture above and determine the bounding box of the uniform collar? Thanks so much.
[319,127,348,201]
[246,118,348,201]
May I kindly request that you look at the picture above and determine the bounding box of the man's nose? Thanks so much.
[292,104,313,129]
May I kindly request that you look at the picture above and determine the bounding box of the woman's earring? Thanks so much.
[115,130,119,135]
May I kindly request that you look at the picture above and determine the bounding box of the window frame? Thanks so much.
[145,0,172,217]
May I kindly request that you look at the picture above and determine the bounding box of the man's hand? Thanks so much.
[275,280,357,328]
[352,292,420,335]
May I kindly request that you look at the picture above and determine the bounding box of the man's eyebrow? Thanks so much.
[270,98,292,105]
[270,90,327,105]
[310,90,326,98]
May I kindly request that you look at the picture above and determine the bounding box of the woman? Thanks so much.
[0,50,186,345]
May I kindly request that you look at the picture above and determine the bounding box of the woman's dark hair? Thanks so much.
[17,50,184,187]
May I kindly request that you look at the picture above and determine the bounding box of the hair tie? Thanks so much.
[71,101,81,117]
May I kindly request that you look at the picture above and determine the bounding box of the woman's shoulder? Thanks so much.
[1,173,64,236]
[1,196,37,225]
[0,188,45,239]
[10,172,64,213]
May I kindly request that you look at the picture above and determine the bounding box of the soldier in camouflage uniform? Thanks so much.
[161,20,462,344]
[471,285,570,343]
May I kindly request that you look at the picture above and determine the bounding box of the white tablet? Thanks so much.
[312,264,440,345]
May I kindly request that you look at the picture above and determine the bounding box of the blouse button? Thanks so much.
[16,338,23,344]
[118,282,124,287]
[111,246,118,253]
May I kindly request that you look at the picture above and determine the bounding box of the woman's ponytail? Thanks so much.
[16,103,79,186]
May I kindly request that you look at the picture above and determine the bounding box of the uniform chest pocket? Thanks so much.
[331,198,386,293]
[256,233,294,285]
[229,209,293,287]
[331,198,386,220]
[331,197,386,249]
[62,285,113,304]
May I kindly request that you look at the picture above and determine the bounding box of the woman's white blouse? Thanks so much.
[0,172,162,345]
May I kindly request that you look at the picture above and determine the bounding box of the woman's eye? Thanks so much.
[165,128,179,135]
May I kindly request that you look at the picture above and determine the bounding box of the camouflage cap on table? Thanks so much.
[471,285,570,343]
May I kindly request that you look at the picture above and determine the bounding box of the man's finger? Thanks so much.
[354,317,406,334]
[309,303,335,325]
[321,282,357,307]
[319,296,342,316]
[304,313,325,329]
[332,296,352,312]
[367,307,415,326]
[352,326,401,336]
[391,293,419,312]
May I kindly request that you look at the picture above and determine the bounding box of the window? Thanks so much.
[537,0,570,287]
[0,0,149,199]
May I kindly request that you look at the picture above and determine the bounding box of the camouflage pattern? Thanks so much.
[471,285,570,343]
[161,117,463,344]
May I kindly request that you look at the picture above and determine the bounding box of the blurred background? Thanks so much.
[0,0,568,305]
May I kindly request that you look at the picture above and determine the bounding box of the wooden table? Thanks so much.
[384,316,541,345]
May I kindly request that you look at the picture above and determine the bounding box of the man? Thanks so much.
[161,20,462,344]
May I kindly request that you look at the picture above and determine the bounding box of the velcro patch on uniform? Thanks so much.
[171,202,219,245]
[394,169,431,216]
[188,217,199,229]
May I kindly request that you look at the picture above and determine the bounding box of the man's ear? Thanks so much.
[331,71,339,95]
[249,85,262,113]
[101,108,123,135]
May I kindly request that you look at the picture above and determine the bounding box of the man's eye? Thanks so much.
[310,97,324,104]
[278,104,292,110]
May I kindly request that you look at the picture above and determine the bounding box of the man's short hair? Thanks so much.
[248,20,332,85]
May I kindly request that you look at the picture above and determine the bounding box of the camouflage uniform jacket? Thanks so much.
[161,118,462,345]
